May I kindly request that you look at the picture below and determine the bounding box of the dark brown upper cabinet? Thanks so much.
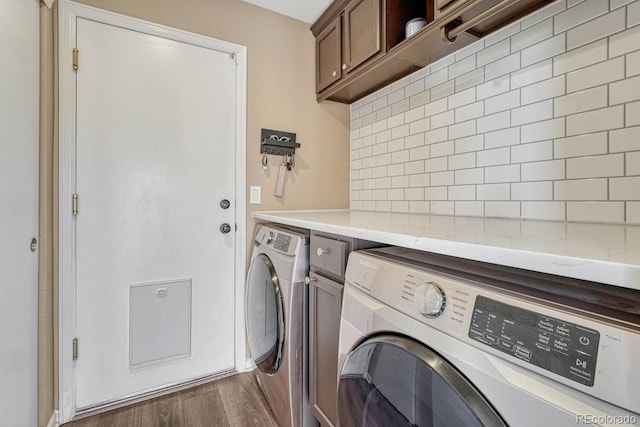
[343,0,381,74]
[312,0,553,104]
[316,17,342,92]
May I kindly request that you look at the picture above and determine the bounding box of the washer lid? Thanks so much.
[338,335,506,427]
[246,253,285,374]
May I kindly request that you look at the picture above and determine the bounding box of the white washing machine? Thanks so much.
[337,247,640,427]
[246,223,317,427]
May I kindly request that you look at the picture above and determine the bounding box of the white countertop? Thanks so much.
[253,209,640,290]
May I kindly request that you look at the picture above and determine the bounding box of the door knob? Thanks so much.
[220,223,232,234]
[220,199,231,209]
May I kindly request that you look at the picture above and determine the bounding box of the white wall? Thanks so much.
[0,0,40,425]
[350,0,640,224]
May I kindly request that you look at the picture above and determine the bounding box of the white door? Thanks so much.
[0,0,39,425]
[74,18,237,409]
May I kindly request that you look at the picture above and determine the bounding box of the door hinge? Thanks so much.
[73,48,79,71]
[72,338,78,361]
[72,194,78,216]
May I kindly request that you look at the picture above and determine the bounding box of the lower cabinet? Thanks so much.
[308,271,343,427]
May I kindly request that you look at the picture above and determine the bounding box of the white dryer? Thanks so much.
[338,247,640,427]
[246,223,316,427]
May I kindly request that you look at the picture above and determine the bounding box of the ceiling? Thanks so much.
[241,0,333,24]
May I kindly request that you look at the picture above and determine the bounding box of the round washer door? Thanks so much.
[338,335,507,427]
[246,253,285,374]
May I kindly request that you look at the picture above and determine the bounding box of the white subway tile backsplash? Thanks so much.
[555,178,608,200]
[512,59,552,88]
[448,152,476,170]
[449,185,475,200]
[426,186,447,200]
[566,57,624,93]
[554,85,607,117]
[553,0,608,34]
[425,127,449,145]
[513,19,553,52]
[455,101,485,122]
[405,133,425,149]
[521,159,565,181]
[626,151,640,176]
[485,164,520,183]
[426,157,448,172]
[567,153,624,179]
[431,201,454,215]
[628,0,640,27]
[431,80,456,101]
[477,75,510,100]
[485,127,520,149]
[567,202,625,222]
[455,168,485,184]
[566,8,625,50]
[455,201,484,216]
[486,53,521,80]
[522,118,565,143]
[521,201,566,220]
[431,171,455,186]
[478,147,511,166]
[628,202,640,223]
[610,126,640,153]
[610,75,640,105]
[512,100,553,125]
[392,175,409,188]
[478,39,511,67]
[478,183,511,200]
[521,76,565,105]
[449,120,478,139]
[522,34,565,66]
[553,38,607,76]
[478,111,510,133]
[455,135,484,153]
[554,132,607,158]
[485,90,521,114]
[391,124,410,139]
[350,1,639,223]
[431,141,454,158]
[512,141,553,163]
[627,101,640,126]
[610,176,640,200]
[486,201,521,218]
[511,181,553,200]
[627,50,640,77]
[566,105,624,136]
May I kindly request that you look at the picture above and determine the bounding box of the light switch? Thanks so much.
[250,186,261,204]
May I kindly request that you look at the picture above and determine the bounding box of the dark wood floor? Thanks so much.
[64,372,279,427]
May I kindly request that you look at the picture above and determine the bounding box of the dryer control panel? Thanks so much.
[469,296,599,386]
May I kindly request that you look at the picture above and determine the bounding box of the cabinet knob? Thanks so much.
[342,63,347,70]
[305,276,318,285]
[317,247,329,256]
[332,70,338,77]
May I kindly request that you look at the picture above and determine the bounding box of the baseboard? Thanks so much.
[46,410,59,427]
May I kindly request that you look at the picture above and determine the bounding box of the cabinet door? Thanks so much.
[316,17,342,92]
[309,272,344,427]
[343,0,381,73]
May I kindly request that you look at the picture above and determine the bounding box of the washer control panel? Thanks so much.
[272,233,292,252]
[469,296,599,386]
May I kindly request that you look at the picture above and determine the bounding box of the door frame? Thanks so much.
[58,1,247,422]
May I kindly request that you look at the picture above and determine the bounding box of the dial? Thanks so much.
[414,282,446,318]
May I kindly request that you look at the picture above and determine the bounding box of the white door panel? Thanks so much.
[0,0,39,425]
[75,18,236,408]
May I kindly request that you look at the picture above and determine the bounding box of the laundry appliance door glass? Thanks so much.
[246,253,285,374]
[338,335,507,427]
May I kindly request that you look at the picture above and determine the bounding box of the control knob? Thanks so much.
[414,282,446,318]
